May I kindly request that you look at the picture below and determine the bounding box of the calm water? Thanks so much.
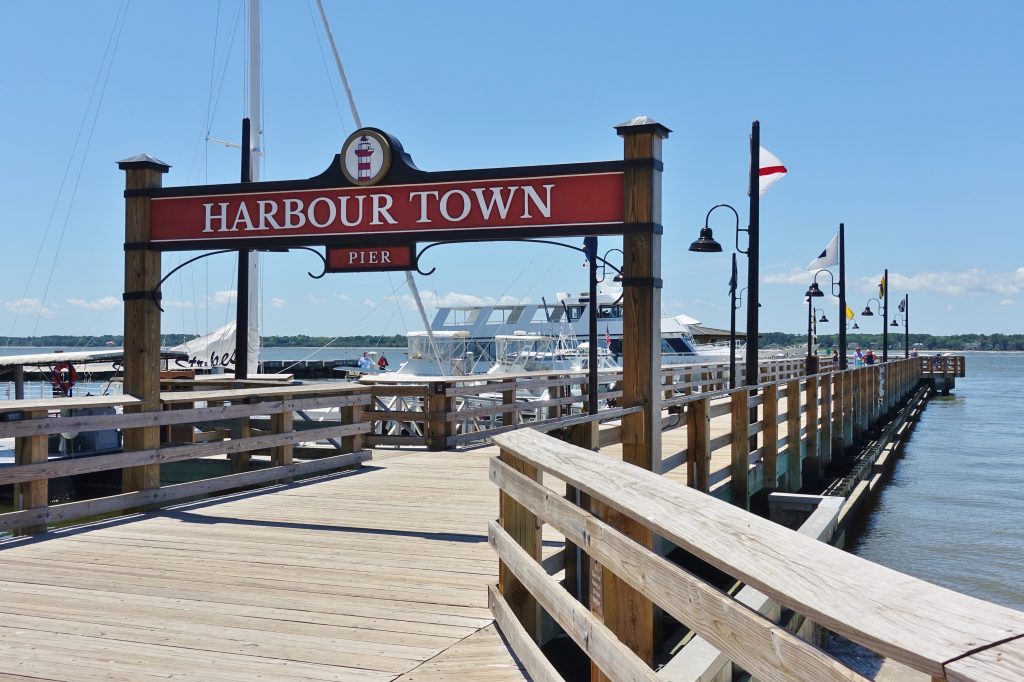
[848,351,1024,611]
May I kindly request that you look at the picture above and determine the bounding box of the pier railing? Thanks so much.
[489,426,1024,682]
[360,356,810,450]
[0,383,370,535]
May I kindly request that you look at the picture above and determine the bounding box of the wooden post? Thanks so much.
[270,396,294,468]
[786,379,802,492]
[340,403,364,454]
[843,369,855,450]
[831,371,844,462]
[425,381,454,451]
[590,117,669,679]
[119,155,169,495]
[502,386,518,428]
[498,447,542,642]
[820,373,832,470]
[804,375,819,484]
[686,397,710,492]
[762,383,779,489]
[14,410,48,535]
[730,389,750,509]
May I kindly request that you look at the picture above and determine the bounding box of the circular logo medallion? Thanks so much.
[340,129,392,186]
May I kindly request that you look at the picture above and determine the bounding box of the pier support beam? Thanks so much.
[119,155,169,495]
[589,118,668,679]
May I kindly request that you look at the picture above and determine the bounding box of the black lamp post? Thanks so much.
[882,268,890,362]
[890,294,910,358]
[689,203,747,388]
[805,257,846,367]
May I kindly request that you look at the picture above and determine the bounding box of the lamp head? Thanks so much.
[852,322,860,330]
[890,318,900,327]
[689,226,723,253]
[861,306,874,317]
[805,282,825,298]
[819,313,829,323]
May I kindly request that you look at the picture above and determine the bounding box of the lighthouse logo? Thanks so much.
[341,129,391,186]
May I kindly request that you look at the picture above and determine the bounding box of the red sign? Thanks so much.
[150,172,623,244]
[326,245,413,272]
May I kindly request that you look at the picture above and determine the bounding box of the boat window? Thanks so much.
[548,307,564,322]
[598,305,623,318]
[565,306,584,320]
[506,306,526,323]
[664,337,696,354]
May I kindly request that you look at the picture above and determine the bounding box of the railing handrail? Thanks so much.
[491,426,1024,680]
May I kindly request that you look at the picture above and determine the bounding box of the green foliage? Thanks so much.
[759,333,1024,351]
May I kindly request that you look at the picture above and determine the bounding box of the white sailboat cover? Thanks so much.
[170,321,260,374]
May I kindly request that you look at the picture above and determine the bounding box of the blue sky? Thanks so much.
[1,1,1022,341]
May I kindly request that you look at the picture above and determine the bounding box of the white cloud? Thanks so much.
[763,269,813,286]
[414,291,525,309]
[363,298,376,308]
[1000,299,1014,306]
[66,296,121,311]
[211,290,237,304]
[4,298,55,319]
[163,300,200,309]
[306,295,326,305]
[271,297,286,309]
[856,268,1024,297]
[336,293,352,302]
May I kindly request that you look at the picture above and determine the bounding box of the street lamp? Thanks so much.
[689,203,744,388]
[891,293,910,358]
[805,255,848,368]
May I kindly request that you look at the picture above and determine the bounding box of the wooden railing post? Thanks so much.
[425,381,454,451]
[804,375,820,484]
[853,367,865,443]
[14,410,48,535]
[270,395,294,479]
[786,379,802,492]
[730,389,750,509]
[763,384,779,489]
[820,373,832,470]
[686,396,711,492]
[502,385,518,429]
[119,155,169,496]
[498,447,542,642]
[831,371,844,461]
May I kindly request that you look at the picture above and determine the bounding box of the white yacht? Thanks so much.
[393,286,736,377]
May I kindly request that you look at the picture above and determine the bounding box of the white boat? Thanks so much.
[392,285,738,377]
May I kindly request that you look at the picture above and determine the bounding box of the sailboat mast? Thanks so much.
[235,0,262,379]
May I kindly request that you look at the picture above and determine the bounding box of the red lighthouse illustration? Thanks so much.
[354,135,374,181]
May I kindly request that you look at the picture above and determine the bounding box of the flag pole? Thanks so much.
[746,121,760,450]
[838,223,847,370]
[729,252,737,389]
[745,121,760,388]
[904,294,910,358]
[882,268,889,363]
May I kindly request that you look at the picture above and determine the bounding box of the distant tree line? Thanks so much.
[0,334,408,349]
[3,332,1022,351]
[759,332,1024,352]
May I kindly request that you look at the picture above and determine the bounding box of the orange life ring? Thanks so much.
[51,361,78,393]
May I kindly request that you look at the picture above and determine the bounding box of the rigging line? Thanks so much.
[203,0,245,156]
[29,0,132,340]
[314,0,361,128]
[185,0,225,183]
[6,0,130,344]
[305,0,347,131]
[272,279,410,373]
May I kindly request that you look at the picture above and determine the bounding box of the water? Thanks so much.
[848,351,1024,612]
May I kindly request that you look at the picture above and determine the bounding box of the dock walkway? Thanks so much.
[0,446,535,681]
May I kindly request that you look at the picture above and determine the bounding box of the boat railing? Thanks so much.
[488,426,1024,681]
[0,382,371,536]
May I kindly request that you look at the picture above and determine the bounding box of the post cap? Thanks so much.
[117,154,171,173]
[615,116,671,139]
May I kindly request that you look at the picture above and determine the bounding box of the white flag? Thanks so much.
[758,146,788,195]
[807,233,839,271]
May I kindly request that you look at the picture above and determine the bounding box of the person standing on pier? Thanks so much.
[357,352,375,370]
[864,349,876,365]
[854,347,864,366]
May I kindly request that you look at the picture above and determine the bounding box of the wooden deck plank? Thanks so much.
[0,447,537,680]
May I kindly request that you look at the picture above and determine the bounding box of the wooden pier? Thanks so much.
[2,354,1019,681]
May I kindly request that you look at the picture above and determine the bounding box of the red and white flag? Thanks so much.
[758,146,788,195]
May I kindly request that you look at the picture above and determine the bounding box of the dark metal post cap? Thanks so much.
[614,116,672,139]
[117,154,171,172]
